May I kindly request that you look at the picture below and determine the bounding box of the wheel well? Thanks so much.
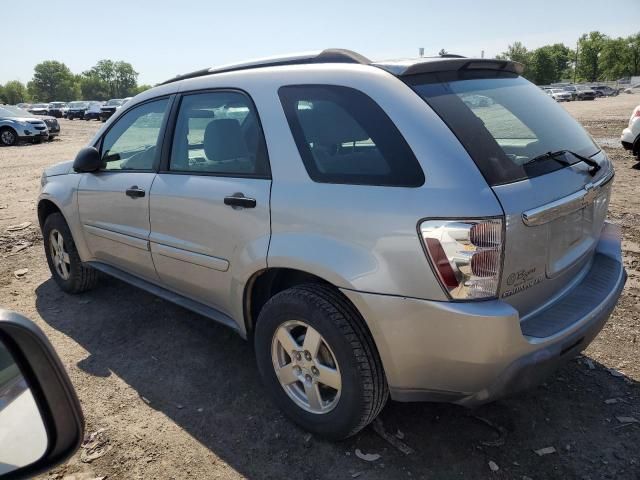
[633,135,640,156]
[0,126,17,135]
[245,268,334,335]
[37,199,62,228]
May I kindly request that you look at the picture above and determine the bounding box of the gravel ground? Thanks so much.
[0,96,639,480]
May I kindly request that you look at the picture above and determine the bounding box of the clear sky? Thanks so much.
[2,0,639,86]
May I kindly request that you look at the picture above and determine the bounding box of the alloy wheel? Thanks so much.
[1,129,16,146]
[49,229,71,280]
[271,320,342,414]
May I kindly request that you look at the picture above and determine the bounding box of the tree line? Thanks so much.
[0,60,153,104]
[496,31,640,85]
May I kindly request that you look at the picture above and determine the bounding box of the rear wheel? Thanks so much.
[0,127,17,146]
[254,284,388,439]
[43,213,99,293]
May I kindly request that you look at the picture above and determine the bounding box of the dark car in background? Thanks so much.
[42,116,60,140]
[28,103,50,115]
[592,86,618,97]
[47,102,68,118]
[563,85,596,101]
[83,101,103,121]
[98,98,124,122]
[66,101,89,120]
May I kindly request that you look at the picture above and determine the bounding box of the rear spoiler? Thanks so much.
[374,58,524,77]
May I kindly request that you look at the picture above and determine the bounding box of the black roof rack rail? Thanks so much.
[160,48,371,85]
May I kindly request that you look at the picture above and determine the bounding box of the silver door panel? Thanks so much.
[77,172,158,281]
[149,174,271,315]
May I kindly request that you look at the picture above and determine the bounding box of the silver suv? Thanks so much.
[38,49,626,439]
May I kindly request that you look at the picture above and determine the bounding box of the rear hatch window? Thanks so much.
[406,71,600,186]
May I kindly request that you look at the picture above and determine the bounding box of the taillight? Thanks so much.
[631,108,640,127]
[419,219,504,300]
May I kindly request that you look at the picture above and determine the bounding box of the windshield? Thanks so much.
[69,101,88,108]
[407,72,599,185]
[106,99,123,106]
[50,102,66,108]
[551,89,564,93]
[32,103,48,108]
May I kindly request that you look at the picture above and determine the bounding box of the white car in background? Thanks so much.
[621,104,640,159]
[548,88,572,102]
[624,84,640,94]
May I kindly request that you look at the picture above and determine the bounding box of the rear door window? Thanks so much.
[407,72,599,185]
[279,85,424,187]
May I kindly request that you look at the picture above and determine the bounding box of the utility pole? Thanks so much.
[481,50,485,59]
[419,47,424,58]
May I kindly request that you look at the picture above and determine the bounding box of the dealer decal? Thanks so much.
[502,267,543,298]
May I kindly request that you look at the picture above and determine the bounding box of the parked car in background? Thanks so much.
[38,49,625,439]
[66,101,89,120]
[16,103,32,110]
[548,88,572,102]
[28,103,50,115]
[591,86,618,97]
[99,98,124,122]
[562,85,596,101]
[621,104,640,160]
[624,84,640,94]
[0,105,49,145]
[47,102,68,118]
[83,101,103,121]
[41,116,60,140]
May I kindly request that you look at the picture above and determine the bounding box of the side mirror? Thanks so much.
[0,310,84,480]
[73,147,102,173]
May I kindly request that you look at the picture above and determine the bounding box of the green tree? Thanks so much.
[2,80,30,104]
[496,41,532,78]
[577,31,607,81]
[497,41,531,65]
[79,74,110,100]
[132,84,153,95]
[600,37,632,79]
[28,61,79,101]
[0,84,4,103]
[438,48,448,56]
[84,59,139,98]
[626,33,640,76]
[546,43,573,80]
[527,47,556,84]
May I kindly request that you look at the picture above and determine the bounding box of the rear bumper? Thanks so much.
[343,222,626,406]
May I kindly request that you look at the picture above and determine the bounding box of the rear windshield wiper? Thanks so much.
[524,150,601,176]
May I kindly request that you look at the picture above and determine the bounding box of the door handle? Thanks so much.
[224,194,256,209]
[125,186,146,198]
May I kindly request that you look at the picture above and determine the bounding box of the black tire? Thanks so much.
[254,284,388,440]
[43,213,99,294]
[0,127,18,146]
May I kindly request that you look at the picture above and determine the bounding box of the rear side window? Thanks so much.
[279,85,424,187]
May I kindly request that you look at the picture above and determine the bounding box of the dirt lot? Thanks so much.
[0,96,639,480]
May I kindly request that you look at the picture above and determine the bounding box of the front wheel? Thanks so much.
[254,284,388,440]
[0,127,17,146]
[43,213,99,293]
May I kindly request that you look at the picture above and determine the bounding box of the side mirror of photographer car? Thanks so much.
[0,309,84,480]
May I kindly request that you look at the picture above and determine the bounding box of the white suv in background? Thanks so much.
[621,104,640,159]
